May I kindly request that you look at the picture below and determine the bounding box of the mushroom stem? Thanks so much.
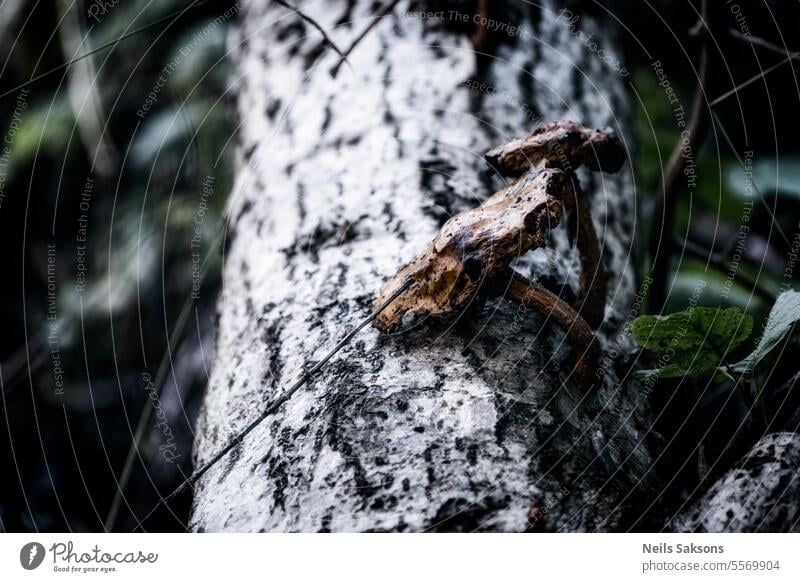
[492,268,599,387]
[572,184,607,328]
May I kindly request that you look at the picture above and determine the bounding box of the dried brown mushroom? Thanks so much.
[374,121,627,386]
[487,121,626,328]
[373,167,572,332]
[484,120,626,176]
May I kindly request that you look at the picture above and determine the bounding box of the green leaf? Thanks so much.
[730,290,800,375]
[8,96,75,176]
[630,306,753,381]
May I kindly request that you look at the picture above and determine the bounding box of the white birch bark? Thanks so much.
[191,0,651,532]
[672,432,800,532]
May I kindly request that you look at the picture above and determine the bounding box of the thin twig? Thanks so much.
[729,28,798,59]
[709,51,800,107]
[470,0,491,53]
[648,0,713,312]
[133,277,413,530]
[273,0,347,60]
[330,0,402,77]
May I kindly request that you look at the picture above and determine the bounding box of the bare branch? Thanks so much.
[729,28,798,58]
[648,0,713,311]
[330,0,401,77]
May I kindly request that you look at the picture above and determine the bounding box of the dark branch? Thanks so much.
[648,0,714,312]
[273,0,348,60]
[330,0,401,77]
[729,28,798,58]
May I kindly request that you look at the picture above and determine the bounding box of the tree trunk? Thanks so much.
[671,432,800,532]
[191,0,650,532]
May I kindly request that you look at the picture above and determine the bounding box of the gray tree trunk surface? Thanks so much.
[191,0,650,532]
[672,432,800,533]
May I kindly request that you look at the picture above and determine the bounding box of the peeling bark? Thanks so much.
[192,0,649,532]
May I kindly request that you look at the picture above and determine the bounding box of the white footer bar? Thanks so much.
[1,533,797,581]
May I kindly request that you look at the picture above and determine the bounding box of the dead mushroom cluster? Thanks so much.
[374,121,626,385]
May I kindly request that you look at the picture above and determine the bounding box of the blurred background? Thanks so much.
[0,0,798,532]
[622,0,800,525]
[0,0,235,531]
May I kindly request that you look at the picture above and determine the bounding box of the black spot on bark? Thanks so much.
[419,157,458,226]
[320,97,333,134]
[335,0,357,27]
[267,457,289,510]
[265,98,282,120]
[428,496,506,532]
[219,443,242,482]
[261,318,284,387]
[303,41,327,70]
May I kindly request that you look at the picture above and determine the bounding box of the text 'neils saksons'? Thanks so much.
[643,543,724,554]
